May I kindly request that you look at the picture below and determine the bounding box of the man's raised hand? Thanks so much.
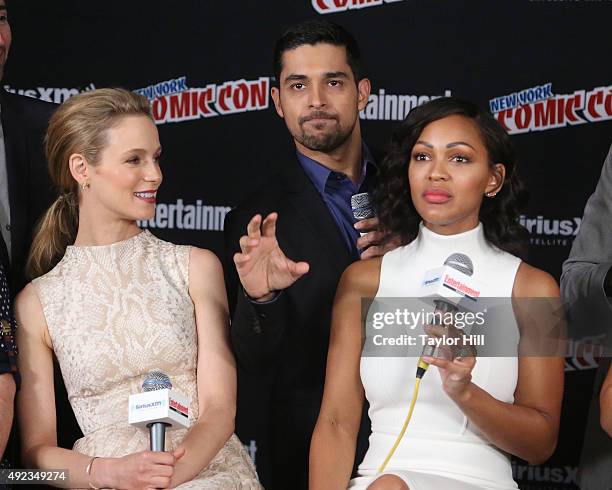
[233,213,309,301]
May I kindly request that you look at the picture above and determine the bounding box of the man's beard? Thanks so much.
[295,111,354,152]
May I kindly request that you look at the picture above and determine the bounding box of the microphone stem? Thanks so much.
[149,422,169,451]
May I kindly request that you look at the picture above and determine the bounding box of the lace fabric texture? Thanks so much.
[33,230,261,489]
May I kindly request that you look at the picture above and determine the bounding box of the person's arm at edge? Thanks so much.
[428,263,564,464]
[600,363,612,436]
[169,247,239,486]
[15,284,104,488]
[15,284,180,489]
[224,209,289,372]
[0,373,15,458]
[561,143,612,310]
[309,258,380,489]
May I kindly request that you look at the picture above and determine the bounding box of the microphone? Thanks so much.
[418,253,483,311]
[351,192,376,237]
[416,253,484,377]
[128,371,190,451]
[143,372,171,452]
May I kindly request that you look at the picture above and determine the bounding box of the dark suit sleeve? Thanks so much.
[224,208,290,373]
[561,144,612,340]
[0,265,19,388]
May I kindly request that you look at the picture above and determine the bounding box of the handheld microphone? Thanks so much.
[128,371,190,451]
[417,253,483,378]
[351,192,376,237]
[418,253,483,310]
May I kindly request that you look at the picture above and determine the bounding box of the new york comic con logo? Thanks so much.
[490,82,611,134]
[134,76,270,125]
[312,0,404,14]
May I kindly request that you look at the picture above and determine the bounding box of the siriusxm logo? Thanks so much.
[512,462,577,484]
[423,277,440,286]
[135,401,163,410]
[4,83,96,103]
[519,215,581,247]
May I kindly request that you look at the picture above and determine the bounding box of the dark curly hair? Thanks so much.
[374,97,529,257]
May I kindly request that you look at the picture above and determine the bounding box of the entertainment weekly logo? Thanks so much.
[137,199,231,232]
[312,0,404,14]
[519,215,581,247]
[360,89,452,121]
[3,83,96,103]
[490,82,612,134]
[134,75,269,125]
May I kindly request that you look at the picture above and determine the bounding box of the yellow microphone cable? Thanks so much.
[377,358,430,473]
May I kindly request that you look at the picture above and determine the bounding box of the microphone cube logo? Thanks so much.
[135,400,164,411]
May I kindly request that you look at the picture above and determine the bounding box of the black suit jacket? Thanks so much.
[224,156,371,489]
[225,158,356,389]
[0,89,56,291]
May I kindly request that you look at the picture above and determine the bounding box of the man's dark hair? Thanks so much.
[273,20,364,86]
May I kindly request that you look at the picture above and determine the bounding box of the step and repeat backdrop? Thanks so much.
[7,1,611,488]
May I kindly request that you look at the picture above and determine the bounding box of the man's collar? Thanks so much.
[296,142,377,193]
[296,151,331,195]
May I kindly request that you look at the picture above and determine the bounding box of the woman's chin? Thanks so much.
[419,211,456,227]
[126,208,156,222]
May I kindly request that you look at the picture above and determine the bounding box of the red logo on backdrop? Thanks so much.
[312,0,404,14]
[564,335,605,371]
[489,83,612,134]
[135,76,270,125]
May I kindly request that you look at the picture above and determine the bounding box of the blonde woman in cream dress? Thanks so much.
[15,88,261,489]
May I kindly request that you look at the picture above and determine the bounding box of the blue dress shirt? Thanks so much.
[297,144,377,258]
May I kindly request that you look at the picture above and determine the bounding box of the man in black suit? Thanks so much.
[224,20,394,490]
[0,0,64,475]
[561,143,612,490]
[0,0,56,292]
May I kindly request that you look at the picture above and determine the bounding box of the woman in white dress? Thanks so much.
[15,88,261,489]
[310,97,564,489]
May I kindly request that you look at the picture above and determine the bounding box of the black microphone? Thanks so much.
[142,371,172,451]
[351,192,376,237]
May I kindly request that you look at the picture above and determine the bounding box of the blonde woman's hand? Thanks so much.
[99,447,185,489]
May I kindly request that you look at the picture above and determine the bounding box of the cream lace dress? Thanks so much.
[32,230,261,489]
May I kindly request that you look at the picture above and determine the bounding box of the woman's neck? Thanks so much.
[73,208,142,246]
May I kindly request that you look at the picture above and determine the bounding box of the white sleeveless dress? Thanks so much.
[350,223,521,490]
[32,230,261,489]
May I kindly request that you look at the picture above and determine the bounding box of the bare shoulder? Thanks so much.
[14,283,50,345]
[188,247,225,300]
[14,283,44,322]
[513,262,560,298]
[189,246,222,274]
[339,256,383,298]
